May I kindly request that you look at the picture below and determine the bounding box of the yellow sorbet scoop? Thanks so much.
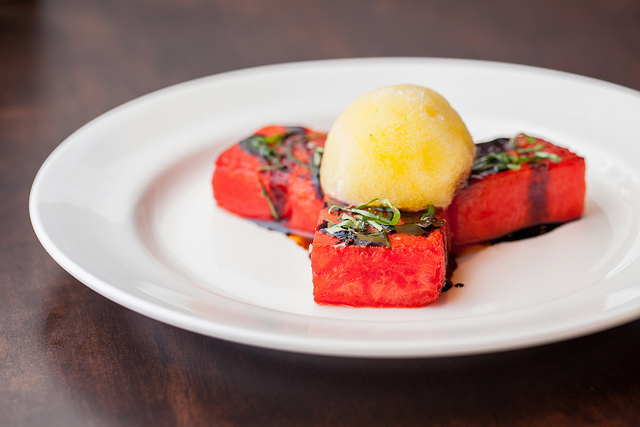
[320,84,476,210]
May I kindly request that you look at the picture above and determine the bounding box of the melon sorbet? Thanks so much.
[320,84,475,210]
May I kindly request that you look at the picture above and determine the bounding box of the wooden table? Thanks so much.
[2,1,640,425]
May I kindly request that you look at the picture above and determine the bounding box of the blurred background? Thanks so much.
[3,0,639,148]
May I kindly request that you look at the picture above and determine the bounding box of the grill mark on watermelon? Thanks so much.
[527,163,549,224]
[258,168,289,220]
[226,126,326,227]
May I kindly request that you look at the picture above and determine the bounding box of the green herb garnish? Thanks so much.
[472,133,562,175]
[257,178,280,221]
[240,129,324,172]
[285,150,318,173]
[419,204,446,228]
[312,146,324,170]
[241,128,324,221]
[258,164,285,172]
[322,199,443,249]
[241,133,286,165]
[324,199,399,248]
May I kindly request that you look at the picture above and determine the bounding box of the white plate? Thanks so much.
[30,58,640,358]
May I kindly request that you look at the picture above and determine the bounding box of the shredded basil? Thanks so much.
[472,133,562,175]
[312,146,324,170]
[240,129,324,171]
[240,128,324,221]
[257,178,280,221]
[241,133,286,165]
[321,199,444,249]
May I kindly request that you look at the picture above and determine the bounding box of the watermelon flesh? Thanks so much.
[310,207,449,307]
[212,126,326,236]
[448,134,586,250]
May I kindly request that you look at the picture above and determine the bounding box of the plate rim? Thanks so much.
[29,57,640,358]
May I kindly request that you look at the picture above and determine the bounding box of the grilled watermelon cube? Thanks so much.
[212,126,326,235]
[449,134,586,249]
[310,207,449,308]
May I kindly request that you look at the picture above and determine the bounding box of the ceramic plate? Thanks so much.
[30,58,640,357]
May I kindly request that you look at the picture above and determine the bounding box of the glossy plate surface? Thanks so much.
[30,58,640,357]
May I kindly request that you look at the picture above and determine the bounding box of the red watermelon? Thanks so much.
[212,126,326,235]
[449,134,586,250]
[310,205,449,308]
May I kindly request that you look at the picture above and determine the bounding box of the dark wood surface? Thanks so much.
[2,0,640,425]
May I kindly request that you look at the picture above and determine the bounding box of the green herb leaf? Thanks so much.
[241,134,284,163]
[321,200,446,249]
[313,146,324,169]
[473,133,562,175]
[322,199,432,249]
[257,178,280,221]
[285,151,318,172]
[258,164,285,171]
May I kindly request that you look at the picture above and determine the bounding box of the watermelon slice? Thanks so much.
[212,126,326,235]
[310,202,449,307]
[448,134,586,250]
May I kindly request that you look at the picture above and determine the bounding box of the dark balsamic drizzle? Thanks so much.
[318,206,445,248]
[317,221,387,247]
[260,168,289,220]
[527,163,550,224]
[472,135,558,239]
[238,126,301,162]
[442,255,464,292]
[442,281,465,292]
[475,137,511,158]
[252,220,314,249]
[470,135,560,180]
[239,126,324,221]
[469,138,511,179]
[487,222,565,244]
[311,168,324,200]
